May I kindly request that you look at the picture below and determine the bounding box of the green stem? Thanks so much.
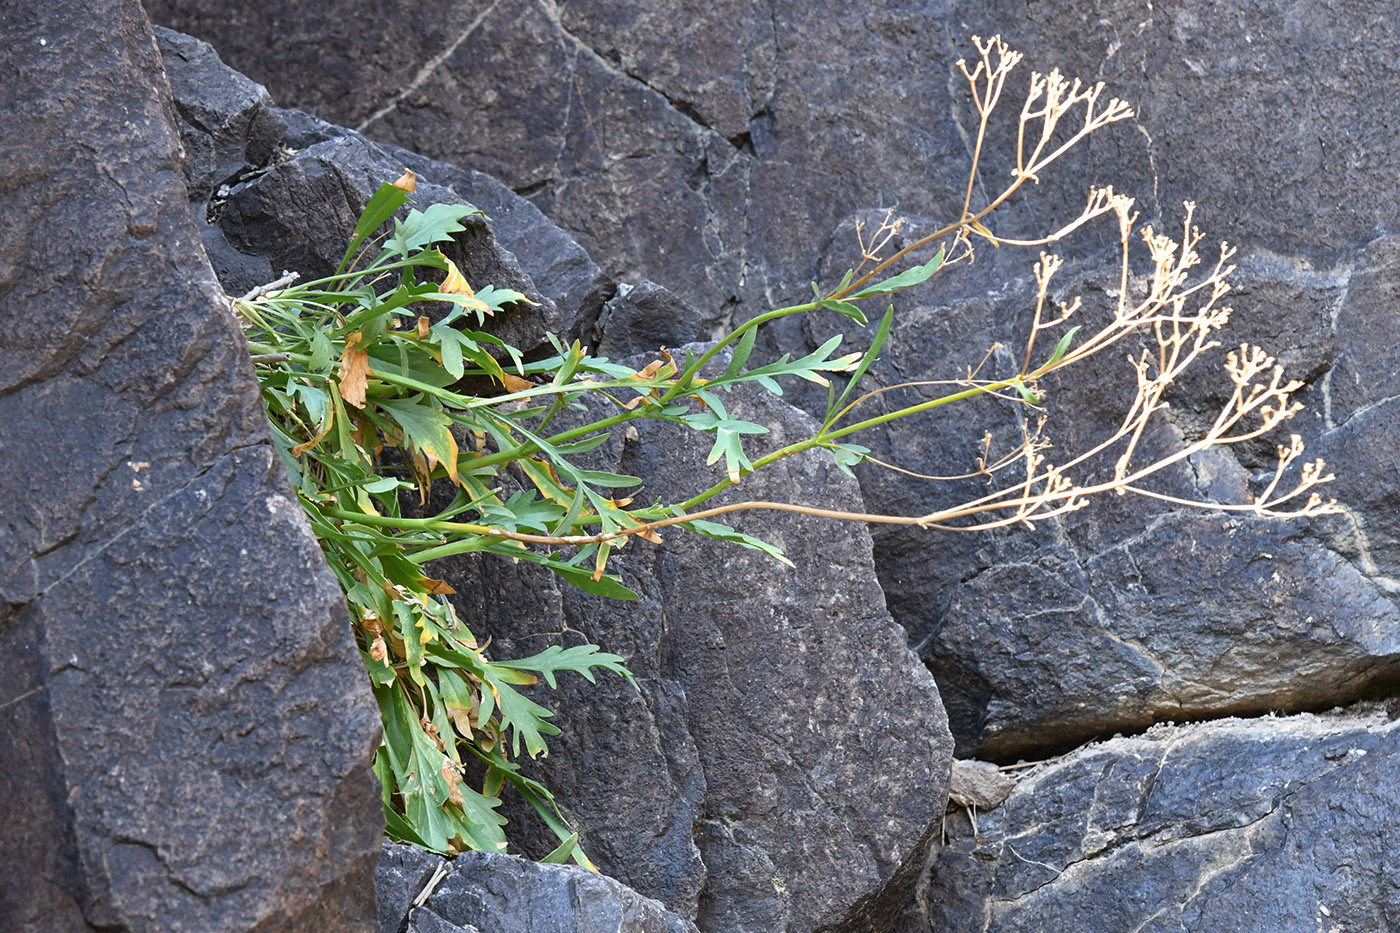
[658,301,820,403]
[678,378,1017,510]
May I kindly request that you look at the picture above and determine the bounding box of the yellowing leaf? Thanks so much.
[441,258,474,295]
[420,576,457,595]
[392,169,416,192]
[448,706,474,738]
[338,332,372,409]
[500,373,533,393]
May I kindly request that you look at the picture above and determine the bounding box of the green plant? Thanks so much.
[233,34,1337,865]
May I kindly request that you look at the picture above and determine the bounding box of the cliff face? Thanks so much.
[7,1,1398,930]
[0,5,383,931]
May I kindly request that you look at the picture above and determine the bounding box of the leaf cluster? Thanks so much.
[234,177,898,861]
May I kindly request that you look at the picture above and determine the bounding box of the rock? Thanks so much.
[596,279,715,358]
[403,850,698,933]
[154,37,609,350]
[377,844,449,933]
[948,760,1016,812]
[420,374,954,932]
[844,242,1400,758]
[215,133,561,355]
[0,3,382,930]
[273,107,615,349]
[144,0,973,325]
[926,706,1400,932]
[154,25,285,205]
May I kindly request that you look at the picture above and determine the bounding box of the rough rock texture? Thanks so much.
[138,5,1400,927]
[153,31,955,931]
[0,4,382,931]
[145,0,1400,762]
[927,706,1400,932]
[144,0,973,328]
[376,844,700,933]
[428,379,954,933]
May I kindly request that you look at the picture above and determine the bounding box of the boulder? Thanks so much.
[0,3,382,930]
[926,705,1400,932]
[375,843,699,933]
[143,0,973,325]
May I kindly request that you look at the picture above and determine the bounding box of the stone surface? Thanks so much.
[0,3,382,931]
[399,849,698,933]
[423,375,954,933]
[154,25,285,205]
[377,844,448,933]
[144,3,1400,764]
[143,0,973,327]
[274,106,614,349]
[926,706,1400,932]
[948,760,1016,812]
[595,279,717,359]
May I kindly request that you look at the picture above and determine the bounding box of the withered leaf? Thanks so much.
[392,169,416,192]
[419,576,457,595]
[338,332,372,408]
[500,373,533,393]
[441,258,473,295]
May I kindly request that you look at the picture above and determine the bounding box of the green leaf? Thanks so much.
[1008,377,1041,405]
[723,326,758,380]
[540,832,580,864]
[288,382,331,434]
[338,182,410,275]
[308,328,335,371]
[1041,324,1082,369]
[376,396,458,479]
[828,442,871,478]
[829,305,894,423]
[680,518,793,566]
[501,643,636,690]
[482,667,560,758]
[818,298,868,325]
[386,203,481,259]
[851,246,945,298]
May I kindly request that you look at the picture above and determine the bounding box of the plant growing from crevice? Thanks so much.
[233,34,1337,865]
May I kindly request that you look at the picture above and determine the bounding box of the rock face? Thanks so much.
[376,843,700,933]
[134,4,1400,930]
[153,26,955,933]
[0,4,382,932]
[927,706,1400,932]
[144,0,1400,763]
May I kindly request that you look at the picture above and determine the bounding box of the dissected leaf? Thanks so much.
[680,518,793,567]
[376,396,460,485]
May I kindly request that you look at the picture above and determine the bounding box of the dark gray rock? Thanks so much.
[926,706,1400,932]
[845,242,1400,758]
[273,107,614,350]
[408,850,697,933]
[424,376,954,933]
[377,843,448,933]
[144,0,972,327]
[0,2,382,930]
[216,133,561,356]
[153,25,284,298]
[154,25,285,204]
[596,280,716,358]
